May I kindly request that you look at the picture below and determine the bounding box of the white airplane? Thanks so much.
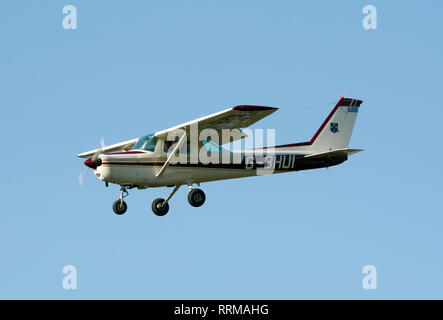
[78,96,363,216]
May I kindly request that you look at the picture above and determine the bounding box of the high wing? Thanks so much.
[77,138,138,158]
[155,105,278,142]
[77,105,277,158]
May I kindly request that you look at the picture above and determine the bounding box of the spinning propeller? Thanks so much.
[78,138,105,186]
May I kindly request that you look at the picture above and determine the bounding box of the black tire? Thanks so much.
[188,188,206,207]
[152,198,169,216]
[112,200,127,215]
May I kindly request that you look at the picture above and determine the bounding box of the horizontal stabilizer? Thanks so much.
[303,148,363,159]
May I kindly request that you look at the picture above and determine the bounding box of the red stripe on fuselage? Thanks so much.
[104,151,146,156]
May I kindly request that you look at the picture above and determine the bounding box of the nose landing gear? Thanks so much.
[112,200,127,215]
[112,185,130,215]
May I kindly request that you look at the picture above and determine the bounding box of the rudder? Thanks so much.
[310,97,362,151]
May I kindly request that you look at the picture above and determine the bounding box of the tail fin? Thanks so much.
[272,97,363,152]
[310,97,362,151]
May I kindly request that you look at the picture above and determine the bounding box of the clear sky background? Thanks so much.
[1,0,442,299]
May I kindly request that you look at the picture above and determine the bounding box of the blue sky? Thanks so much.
[1,0,442,299]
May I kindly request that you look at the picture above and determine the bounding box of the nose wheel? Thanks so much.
[113,200,127,215]
[112,186,130,215]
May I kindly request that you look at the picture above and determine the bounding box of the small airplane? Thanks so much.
[78,96,363,216]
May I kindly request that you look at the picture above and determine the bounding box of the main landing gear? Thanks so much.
[188,188,206,208]
[112,184,206,216]
[151,185,206,216]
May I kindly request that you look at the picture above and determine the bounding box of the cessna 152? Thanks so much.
[78,96,363,216]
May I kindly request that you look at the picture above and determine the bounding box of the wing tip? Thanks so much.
[233,105,278,111]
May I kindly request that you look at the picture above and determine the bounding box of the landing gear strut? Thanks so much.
[112,185,130,215]
[151,185,181,216]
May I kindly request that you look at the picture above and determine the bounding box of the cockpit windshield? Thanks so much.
[131,133,158,152]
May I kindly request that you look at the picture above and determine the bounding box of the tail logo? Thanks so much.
[330,122,339,133]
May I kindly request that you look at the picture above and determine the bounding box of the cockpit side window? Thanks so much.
[163,140,192,155]
[131,133,158,152]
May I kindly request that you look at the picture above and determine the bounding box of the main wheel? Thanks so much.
[188,188,206,207]
[112,200,127,215]
[152,198,169,216]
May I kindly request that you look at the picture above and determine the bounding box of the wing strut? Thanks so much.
[155,132,187,178]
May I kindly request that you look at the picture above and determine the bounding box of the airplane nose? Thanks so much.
[84,157,98,169]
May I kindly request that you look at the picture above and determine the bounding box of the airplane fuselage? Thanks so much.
[94,150,347,188]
